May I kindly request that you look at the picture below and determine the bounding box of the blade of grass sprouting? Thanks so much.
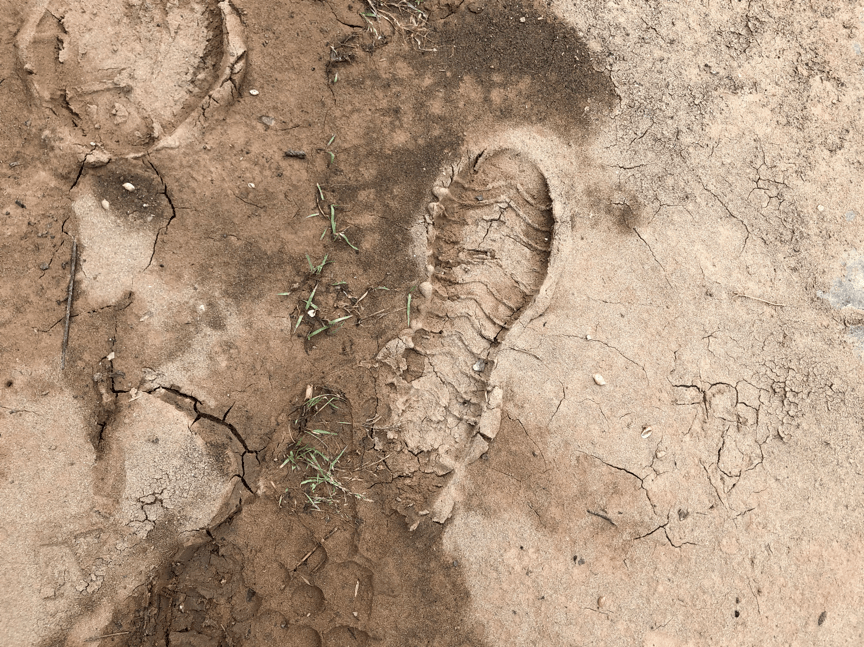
[305,395,325,408]
[330,205,336,234]
[327,151,335,165]
[294,314,303,332]
[330,446,347,470]
[309,428,336,435]
[328,314,353,325]
[407,291,412,327]
[332,281,347,286]
[306,254,315,272]
[304,285,318,311]
[308,325,329,339]
[277,292,291,296]
[317,183,324,200]
[323,397,339,411]
[321,228,328,240]
[306,394,333,409]
[339,232,359,250]
[307,212,319,218]
[327,135,336,146]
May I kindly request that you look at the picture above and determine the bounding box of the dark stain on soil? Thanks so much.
[24,2,615,644]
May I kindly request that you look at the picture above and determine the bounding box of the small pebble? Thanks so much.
[259,115,275,127]
[593,374,606,385]
[418,281,433,298]
[248,183,255,189]
[473,359,486,372]
[817,204,825,212]
[249,89,260,96]
[39,262,49,270]
[641,426,653,439]
[519,16,526,22]
[15,200,25,209]
[122,182,135,192]
[101,199,110,210]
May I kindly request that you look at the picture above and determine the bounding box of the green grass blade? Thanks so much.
[309,428,336,436]
[305,285,318,311]
[308,325,329,339]
[339,232,359,251]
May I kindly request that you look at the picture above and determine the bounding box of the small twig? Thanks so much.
[232,192,264,209]
[84,631,130,642]
[360,453,391,471]
[733,292,786,307]
[294,545,319,570]
[357,308,393,324]
[586,509,617,527]
[61,237,77,370]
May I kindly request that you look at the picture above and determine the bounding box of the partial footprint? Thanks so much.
[377,148,557,519]
[17,0,246,157]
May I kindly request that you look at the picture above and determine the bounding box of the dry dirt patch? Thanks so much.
[2,0,864,646]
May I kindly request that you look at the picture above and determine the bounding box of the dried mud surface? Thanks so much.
[3,0,864,645]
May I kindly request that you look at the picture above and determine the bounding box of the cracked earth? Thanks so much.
[3,0,864,645]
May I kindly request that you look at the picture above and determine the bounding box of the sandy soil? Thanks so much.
[2,0,864,645]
